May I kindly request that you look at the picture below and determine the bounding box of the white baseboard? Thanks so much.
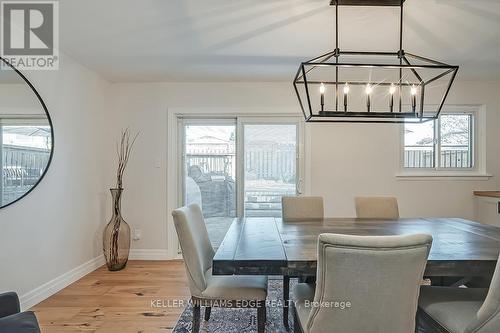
[129,249,170,260]
[19,250,172,310]
[20,255,105,310]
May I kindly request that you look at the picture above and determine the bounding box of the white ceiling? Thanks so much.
[60,0,500,82]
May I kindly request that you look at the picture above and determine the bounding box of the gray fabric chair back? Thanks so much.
[282,196,324,222]
[467,253,500,333]
[355,196,400,219]
[172,204,215,297]
[307,233,432,333]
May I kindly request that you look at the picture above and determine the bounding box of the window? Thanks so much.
[403,112,474,170]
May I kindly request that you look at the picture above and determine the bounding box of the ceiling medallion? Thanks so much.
[293,0,459,123]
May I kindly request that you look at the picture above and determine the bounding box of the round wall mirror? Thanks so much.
[0,57,54,209]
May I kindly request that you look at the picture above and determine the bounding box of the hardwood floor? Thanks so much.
[31,261,190,333]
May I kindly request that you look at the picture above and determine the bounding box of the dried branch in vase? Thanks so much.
[116,128,139,189]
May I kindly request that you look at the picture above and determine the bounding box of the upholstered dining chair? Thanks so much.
[417,252,500,333]
[282,196,324,222]
[172,204,268,333]
[292,233,433,333]
[355,196,400,219]
[281,196,324,327]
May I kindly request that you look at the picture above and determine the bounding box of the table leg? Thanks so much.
[192,304,200,333]
[283,275,290,329]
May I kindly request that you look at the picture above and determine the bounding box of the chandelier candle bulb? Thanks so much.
[411,85,418,113]
[320,83,326,112]
[365,84,373,112]
[343,83,349,112]
[389,84,396,112]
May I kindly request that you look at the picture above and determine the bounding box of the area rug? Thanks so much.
[172,278,292,332]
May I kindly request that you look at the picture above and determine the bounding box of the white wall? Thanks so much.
[108,80,500,254]
[0,54,111,304]
[0,83,40,113]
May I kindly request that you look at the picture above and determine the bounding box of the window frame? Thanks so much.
[398,105,488,179]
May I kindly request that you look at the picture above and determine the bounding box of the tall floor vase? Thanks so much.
[103,188,130,271]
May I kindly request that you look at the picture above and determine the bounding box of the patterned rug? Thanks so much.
[173,278,292,332]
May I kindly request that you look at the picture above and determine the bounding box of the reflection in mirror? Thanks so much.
[0,59,53,208]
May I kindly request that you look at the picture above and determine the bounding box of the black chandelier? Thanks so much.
[293,0,459,123]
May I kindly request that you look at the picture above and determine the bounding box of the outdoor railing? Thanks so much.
[186,154,234,177]
[186,147,295,181]
[404,146,471,168]
[1,145,50,203]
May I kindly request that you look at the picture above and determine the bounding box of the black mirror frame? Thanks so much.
[0,56,55,210]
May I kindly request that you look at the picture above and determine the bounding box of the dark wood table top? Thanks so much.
[213,217,500,277]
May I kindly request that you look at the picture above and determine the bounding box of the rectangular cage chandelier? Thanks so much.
[293,0,459,123]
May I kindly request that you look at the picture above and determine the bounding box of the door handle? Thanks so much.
[296,179,303,195]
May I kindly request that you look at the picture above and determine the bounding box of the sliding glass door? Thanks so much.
[180,116,303,245]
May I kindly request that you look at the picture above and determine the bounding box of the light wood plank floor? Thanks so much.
[31,261,190,333]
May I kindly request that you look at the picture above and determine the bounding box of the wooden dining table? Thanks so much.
[213,217,500,278]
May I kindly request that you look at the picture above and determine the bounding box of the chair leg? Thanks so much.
[204,306,211,321]
[257,302,267,333]
[292,302,303,333]
[283,275,290,328]
[192,304,201,333]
